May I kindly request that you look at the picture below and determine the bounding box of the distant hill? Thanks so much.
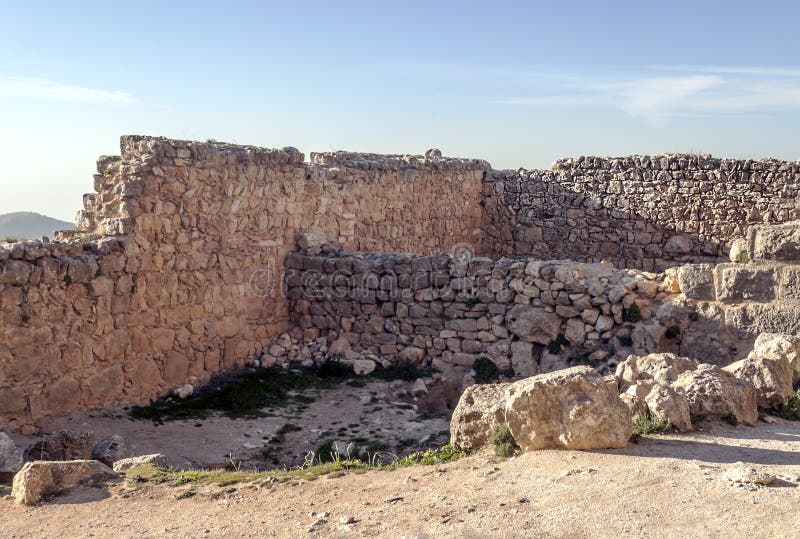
[0,212,74,240]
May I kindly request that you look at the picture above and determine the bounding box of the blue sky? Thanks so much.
[1,0,799,220]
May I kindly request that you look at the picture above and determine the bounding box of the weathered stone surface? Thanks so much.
[672,364,758,425]
[12,460,117,505]
[1,431,23,482]
[506,305,561,344]
[91,435,130,467]
[644,383,692,431]
[295,231,330,255]
[725,303,800,340]
[615,353,698,391]
[748,222,800,262]
[112,453,169,472]
[715,264,776,303]
[722,356,794,409]
[450,383,510,451]
[723,464,776,486]
[677,264,715,300]
[24,430,93,462]
[504,366,631,450]
[397,346,426,366]
[352,359,376,376]
[751,333,800,383]
[729,238,748,263]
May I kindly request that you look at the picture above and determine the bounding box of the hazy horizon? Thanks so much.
[2,0,799,221]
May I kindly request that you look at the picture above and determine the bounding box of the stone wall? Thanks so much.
[482,155,800,271]
[4,136,799,433]
[284,242,669,377]
[0,137,486,432]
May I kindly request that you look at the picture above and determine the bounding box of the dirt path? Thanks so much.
[3,419,800,538]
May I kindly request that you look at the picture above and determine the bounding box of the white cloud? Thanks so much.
[498,67,800,123]
[613,75,724,121]
[0,76,135,103]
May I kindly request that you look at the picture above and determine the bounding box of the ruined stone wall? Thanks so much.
[482,155,800,271]
[0,137,486,432]
[285,245,669,377]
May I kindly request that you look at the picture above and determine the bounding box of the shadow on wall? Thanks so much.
[482,155,800,271]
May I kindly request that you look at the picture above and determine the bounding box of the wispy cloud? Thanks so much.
[0,76,135,103]
[498,66,800,124]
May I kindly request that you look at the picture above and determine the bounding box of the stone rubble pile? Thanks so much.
[451,329,800,452]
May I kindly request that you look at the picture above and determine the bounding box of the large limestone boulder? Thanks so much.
[23,430,93,462]
[1,431,23,483]
[751,333,800,383]
[505,305,561,344]
[644,383,692,431]
[672,364,758,425]
[11,460,117,505]
[450,383,510,451]
[748,221,800,262]
[112,453,169,472]
[615,353,698,392]
[504,366,632,451]
[722,356,794,409]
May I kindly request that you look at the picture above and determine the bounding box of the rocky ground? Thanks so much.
[2,419,799,538]
[5,374,455,471]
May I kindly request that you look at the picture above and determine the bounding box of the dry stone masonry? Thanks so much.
[2,135,800,433]
[483,155,800,270]
[284,242,668,377]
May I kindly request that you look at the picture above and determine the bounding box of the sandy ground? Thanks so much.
[7,379,452,470]
[2,419,799,538]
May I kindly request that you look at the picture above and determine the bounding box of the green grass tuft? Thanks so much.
[631,411,672,436]
[490,423,518,458]
[124,444,466,489]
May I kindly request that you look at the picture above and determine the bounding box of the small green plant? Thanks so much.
[312,439,336,463]
[772,389,800,421]
[631,411,672,435]
[623,304,641,323]
[63,274,73,285]
[735,251,750,264]
[688,311,700,322]
[2,236,21,243]
[548,333,570,354]
[490,423,518,458]
[664,325,681,339]
[125,444,467,490]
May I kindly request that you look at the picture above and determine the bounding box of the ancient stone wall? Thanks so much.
[0,137,486,432]
[482,155,800,271]
[284,243,668,377]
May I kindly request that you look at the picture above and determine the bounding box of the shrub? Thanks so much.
[688,311,700,322]
[472,356,499,383]
[773,389,800,421]
[490,423,518,458]
[631,411,672,436]
[623,304,641,323]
